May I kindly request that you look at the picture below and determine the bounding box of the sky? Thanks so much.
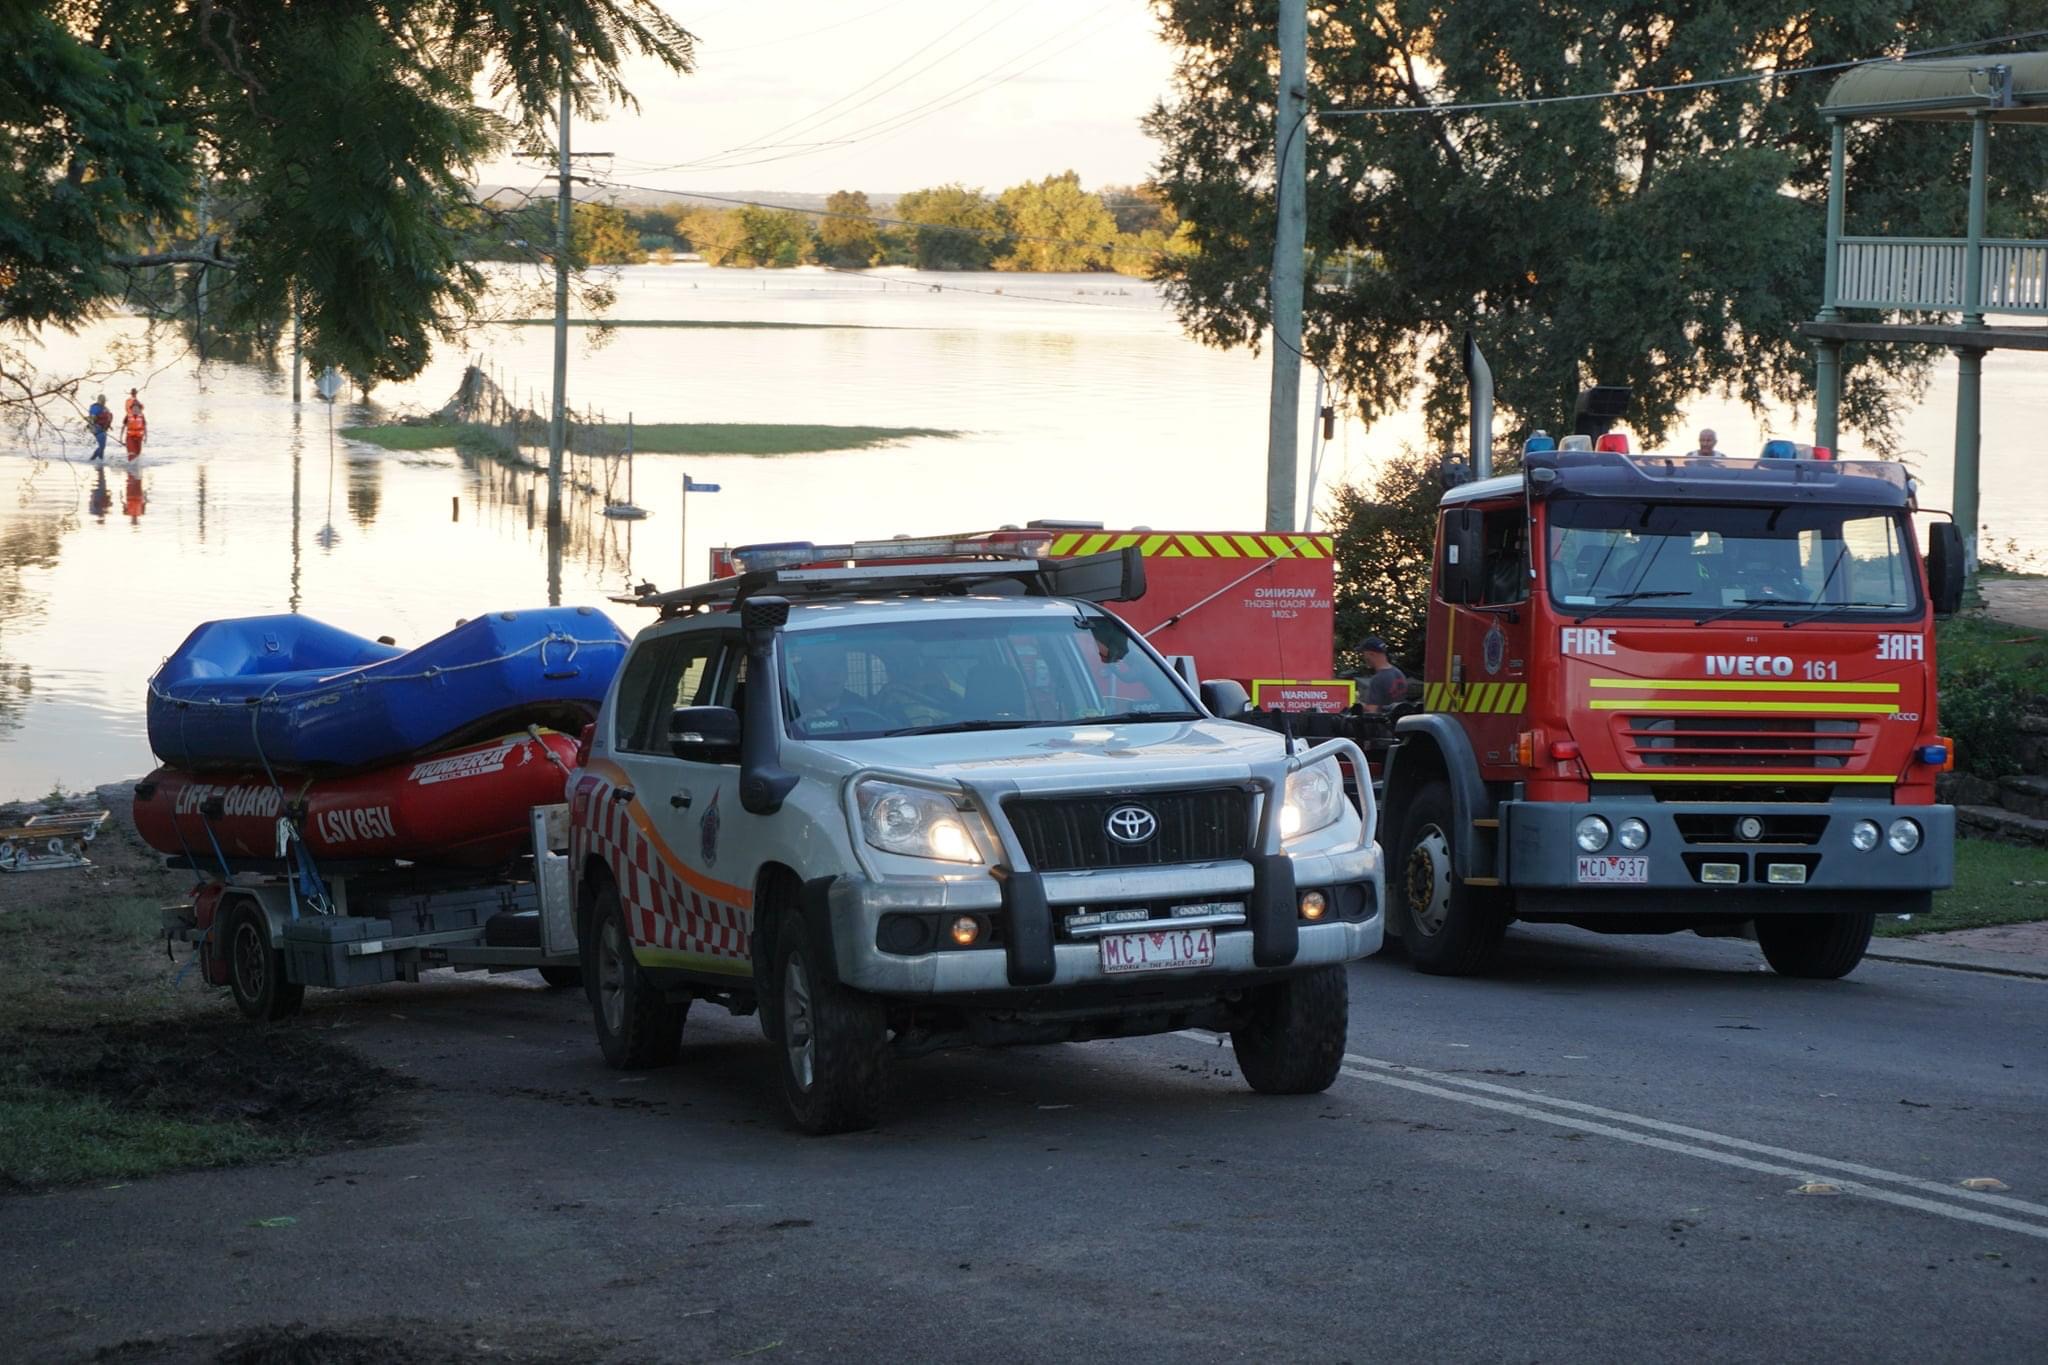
[474,0,1179,199]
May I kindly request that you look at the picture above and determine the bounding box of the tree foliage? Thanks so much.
[996,172,1119,272]
[2,0,694,415]
[818,190,883,268]
[897,184,1008,271]
[1146,1,2048,451]
[573,202,646,265]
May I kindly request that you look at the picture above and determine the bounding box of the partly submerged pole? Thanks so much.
[547,34,572,533]
[1263,0,1307,533]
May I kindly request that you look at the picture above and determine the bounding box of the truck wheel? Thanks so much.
[584,884,684,1068]
[225,900,304,1023]
[1231,965,1348,1094]
[1395,781,1507,976]
[774,911,887,1135]
[1756,911,1874,980]
[537,966,583,989]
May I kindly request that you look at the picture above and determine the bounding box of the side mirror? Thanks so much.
[1441,508,1484,604]
[1200,679,1250,719]
[668,705,741,762]
[1926,521,1965,617]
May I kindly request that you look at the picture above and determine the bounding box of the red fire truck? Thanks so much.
[712,526,1348,710]
[1379,408,1966,981]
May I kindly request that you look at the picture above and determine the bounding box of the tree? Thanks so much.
[737,206,813,268]
[995,172,1118,273]
[818,190,882,268]
[573,203,647,265]
[896,184,1006,270]
[1323,450,1443,677]
[2,2,694,425]
[682,207,749,265]
[1097,182,1174,236]
[1145,1,2048,451]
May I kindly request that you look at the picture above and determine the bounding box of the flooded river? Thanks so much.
[4,265,2044,792]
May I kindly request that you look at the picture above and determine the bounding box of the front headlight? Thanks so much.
[1280,758,1345,841]
[1575,816,1611,852]
[855,780,984,863]
[1886,818,1921,855]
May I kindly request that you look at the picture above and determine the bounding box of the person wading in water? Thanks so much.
[122,390,148,459]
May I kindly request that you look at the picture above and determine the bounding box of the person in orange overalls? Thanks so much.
[122,392,147,458]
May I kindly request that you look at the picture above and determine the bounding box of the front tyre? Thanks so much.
[774,911,887,1135]
[1231,965,1348,1094]
[1394,780,1508,976]
[583,883,685,1068]
[1756,911,1874,980]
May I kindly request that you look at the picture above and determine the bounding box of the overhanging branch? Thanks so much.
[108,248,239,268]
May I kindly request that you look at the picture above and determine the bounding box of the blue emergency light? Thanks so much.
[1760,439,1798,459]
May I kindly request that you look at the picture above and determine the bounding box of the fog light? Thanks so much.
[1299,890,1328,922]
[1766,863,1808,885]
[1736,815,1765,841]
[949,915,981,946]
[1617,818,1649,851]
[1850,819,1881,852]
[1887,818,1921,855]
[1575,816,1611,852]
[1701,863,1741,884]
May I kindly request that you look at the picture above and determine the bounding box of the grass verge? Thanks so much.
[1936,612,2048,779]
[1875,838,2048,937]
[343,421,958,456]
[0,802,409,1191]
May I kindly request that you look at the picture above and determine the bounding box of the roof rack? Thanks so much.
[616,544,1147,619]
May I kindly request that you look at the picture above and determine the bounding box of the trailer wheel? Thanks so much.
[537,966,583,989]
[1756,911,1875,980]
[1231,965,1348,1094]
[225,900,304,1023]
[774,911,887,1135]
[583,884,684,1068]
[1394,781,1507,976]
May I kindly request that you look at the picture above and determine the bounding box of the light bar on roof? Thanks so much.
[730,536,1052,574]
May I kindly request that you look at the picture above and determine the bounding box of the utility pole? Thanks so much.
[548,38,572,532]
[291,283,302,403]
[1264,0,1308,533]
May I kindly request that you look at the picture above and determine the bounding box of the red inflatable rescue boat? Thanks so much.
[133,731,577,868]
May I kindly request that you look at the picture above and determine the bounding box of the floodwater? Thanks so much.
[3,264,2044,793]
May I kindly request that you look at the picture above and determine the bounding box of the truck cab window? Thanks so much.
[614,633,721,753]
[1482,509,1529,605]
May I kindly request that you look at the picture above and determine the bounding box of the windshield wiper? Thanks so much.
[1782,600,1908,626]
[882,718,1037,737]
[1573,590,1690,623]
[1692,596,1796,626]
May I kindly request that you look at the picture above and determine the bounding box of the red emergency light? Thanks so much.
[1594,433,1631,453]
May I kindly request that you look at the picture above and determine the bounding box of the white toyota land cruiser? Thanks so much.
[566,543,1384,1133]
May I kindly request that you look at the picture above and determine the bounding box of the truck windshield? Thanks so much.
[780,613,1196,740]
[1546,501,1921,622]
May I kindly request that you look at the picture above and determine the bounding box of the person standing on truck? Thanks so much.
[1688,428,1719,457]
[1354,637,1407,713]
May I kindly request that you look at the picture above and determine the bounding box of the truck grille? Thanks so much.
[1003,789,1252,872]
[1623,716,1869,770]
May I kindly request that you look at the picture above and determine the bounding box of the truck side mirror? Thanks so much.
[1441,508,1484,604]
[1200,679,1250,719]
[668,706,740,763]
[1926,522,1965,617]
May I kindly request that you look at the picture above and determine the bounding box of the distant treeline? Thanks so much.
[464,175,1191,275]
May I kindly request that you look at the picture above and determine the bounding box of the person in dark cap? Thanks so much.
[1356,636,1407,713]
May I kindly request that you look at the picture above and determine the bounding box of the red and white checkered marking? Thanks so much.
[571,772,751,966]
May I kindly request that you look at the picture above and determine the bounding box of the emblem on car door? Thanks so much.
[1105,805,1158,845]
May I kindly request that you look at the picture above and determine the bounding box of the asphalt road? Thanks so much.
[7,925,2045,1363]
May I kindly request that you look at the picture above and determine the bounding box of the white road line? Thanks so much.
[1342,1065,2048,1243]
[1174,1030,2048,1237]
[1340,1052,2048,1222]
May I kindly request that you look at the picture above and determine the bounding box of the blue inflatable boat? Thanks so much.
[147,608,629,772]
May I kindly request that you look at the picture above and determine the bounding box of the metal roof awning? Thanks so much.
[1823,51,2048,122]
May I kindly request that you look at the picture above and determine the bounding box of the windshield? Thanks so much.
[779,612,1195,740]
[1546,501,1921,622]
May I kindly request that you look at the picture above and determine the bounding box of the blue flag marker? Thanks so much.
[685,476,721,492]
[680,474,722,587]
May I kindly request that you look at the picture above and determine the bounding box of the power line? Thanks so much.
[1318,28,2048,117]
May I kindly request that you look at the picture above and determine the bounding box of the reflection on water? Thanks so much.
[2,265,2044,792]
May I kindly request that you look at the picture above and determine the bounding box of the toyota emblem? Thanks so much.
[1105,805,1158,845]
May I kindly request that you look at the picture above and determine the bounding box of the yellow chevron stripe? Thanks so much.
[1472,682,1499,712]
[1177,534,1211,558]
[1589,772,1899,784]
[1049,533,1082,555]
[1293,535,1325,558]
[1206,535,1241,558]
[1075,533,1111,555]
[1590,678,1900,694]
[1588,699,1898,715]
[1159,545,1184,557]
[1141,533,1171,556]
[1232,534,1265,557]
[1110,532,1141,551]
[1505,682,1528,713]
[1261,535,1295,558]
